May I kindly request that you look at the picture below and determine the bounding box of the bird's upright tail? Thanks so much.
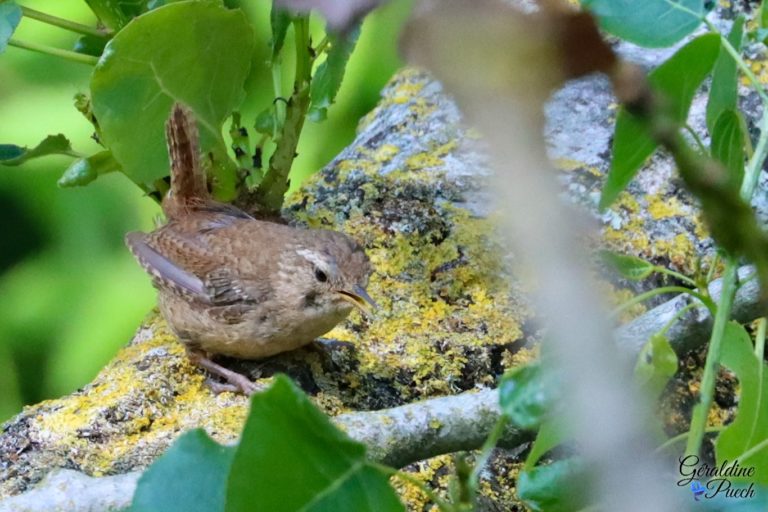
[163,103,209,218]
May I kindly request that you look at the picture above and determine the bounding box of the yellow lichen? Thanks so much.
[288,136,529,399]
[654,234,696,274]
[743,53,768,86]
[503,345,538,371]
[374,144,400,163]
[603,192,653,255]
[358,68,429,131]
[390,80,425,104]
[391,454,454,510]
[20,314,254,477]
[647,193,684,220]
[602,189,703,275]
[405,152,444,170]
[553,158,601,176]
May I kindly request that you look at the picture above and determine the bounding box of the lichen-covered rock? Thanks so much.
[550,73,714,279]
[548,3,768,282]
[284,69,533,404]
[0,69,536,502]
[0,316,247,498]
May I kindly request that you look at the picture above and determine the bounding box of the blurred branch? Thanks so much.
[275,0,387,31]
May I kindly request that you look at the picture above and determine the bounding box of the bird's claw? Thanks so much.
[189,350,261,396]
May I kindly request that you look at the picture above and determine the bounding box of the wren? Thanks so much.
[126,104,375,394]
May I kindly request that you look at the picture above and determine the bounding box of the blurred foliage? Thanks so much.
[0,0,409,422]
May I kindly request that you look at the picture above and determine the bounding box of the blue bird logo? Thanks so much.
[691,480,706,501]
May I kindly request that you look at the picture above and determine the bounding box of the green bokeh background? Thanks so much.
[0,0,410,421]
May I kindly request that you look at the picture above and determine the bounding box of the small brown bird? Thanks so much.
[126,104,375,394]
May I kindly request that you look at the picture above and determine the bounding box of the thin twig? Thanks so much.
[20,6,109,38]
[8,38,99,65]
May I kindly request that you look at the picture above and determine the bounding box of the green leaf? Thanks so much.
[270,3,292,58]
[85,0,131,31]
[517,458,590,512]
[85,0,152,31]
[0,145,23,161]
[0,1,21,54]
[582,0,704,48]
[73,34,108,57]
[716,322,768,485]
[600,34,720,209]
[710,109,746,191]
[599,250,655,281]
[254,106,277,137]
[499,363,559,430]
[130,429,236,512]
[308,26,360,123]
[0,135,73,166]
[226,375,404,512]
[761,1,768,29]
[757,28,768,45]
[58,151,120,187]
[634,334,678,399]
[524,421,565,471]
[707,16,744,134]
[90,1,254,199]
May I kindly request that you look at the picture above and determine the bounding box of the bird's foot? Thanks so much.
[188,350,261,396]
[204,378,259,395]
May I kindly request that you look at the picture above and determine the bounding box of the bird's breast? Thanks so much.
[158,292,352,359]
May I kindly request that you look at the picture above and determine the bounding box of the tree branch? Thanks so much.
[615,265,760,354]
[335,388,527,468]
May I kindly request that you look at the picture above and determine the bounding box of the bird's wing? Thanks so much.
[125,231,212,303]
[205,267,263,304]
[125,229,269,306]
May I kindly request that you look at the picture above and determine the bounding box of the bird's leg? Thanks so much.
[204,379,240,394]
[187,349,260,395]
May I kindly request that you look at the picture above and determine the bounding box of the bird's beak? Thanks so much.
[336,285,378,318]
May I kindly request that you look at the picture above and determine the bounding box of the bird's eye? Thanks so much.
[314,268,328,282]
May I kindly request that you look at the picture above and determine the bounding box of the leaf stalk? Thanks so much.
[20,6,110,38]
[8,37,99,65]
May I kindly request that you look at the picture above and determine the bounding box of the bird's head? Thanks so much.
[284,231,375,318]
